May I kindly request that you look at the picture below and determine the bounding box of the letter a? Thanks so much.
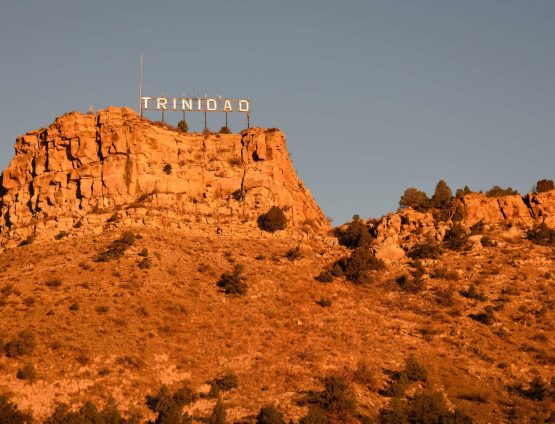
[223,99,232,112]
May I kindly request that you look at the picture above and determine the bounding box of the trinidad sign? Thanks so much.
[138,55,251,129]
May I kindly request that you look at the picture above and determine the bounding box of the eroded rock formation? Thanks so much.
[0,107,329,245]
[371,191,555,262]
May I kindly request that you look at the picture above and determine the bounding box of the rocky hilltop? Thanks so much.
[369,190,555,262]
[0,107,329,246]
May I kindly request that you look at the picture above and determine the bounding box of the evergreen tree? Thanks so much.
[177,120,188,133]
[431,180,452,209]
[399,188,430,211]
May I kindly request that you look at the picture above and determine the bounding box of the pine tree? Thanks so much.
[399,188,429,211]
[177,120,188,133]
[431,180,452,209]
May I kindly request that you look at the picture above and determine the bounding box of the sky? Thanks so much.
[0,1,554,224]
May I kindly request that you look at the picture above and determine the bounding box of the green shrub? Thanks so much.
[231,188,246,200]
[163,164,172,175]
[45,278,62,289]
[300,406,329,424]
[469,220,485,235]
[0,396,33,424]
[535,179,554,193]
[452,204,465,222]
[258,206,287,233]
[55,231,69,240]
[284,246,303,261]
[4,329,36,357]
[381,372,410,398]
[460,284,487,301]
[16,362,36,382]
[177,120,188,133]
[435,284,456,306]
[256,406,285,424]
[146,385,194,424]
[209,399,226,424]
[379,389,473,424]
[480,236,495,247]
[468,306,495,325]
[315,271,334,283]
[396,274,424,293]
[138,257,152,269]
[217,265,247,295]
[407,238,441,260]
[94,232,137,262]
[345,247,385,284]
[219,126,232,134]
[404,356,427,382]
[334,215,373,248]
[486,185,518,197]
[18,236,35,247]
[443,223,470,251]
[210,371,238,393]
[517,376,550,401]
[455,185,473,198]
[526,223,555,246]
[316,298,332,307]
[397,260,426,293]
[308,376,357,418]
[330,258,348,277]
[107,213,119,223]
[45,399,134,424]
[399,188,430,211]
[430,180,453,209]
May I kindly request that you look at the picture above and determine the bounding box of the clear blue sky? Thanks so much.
[1,1,554,224]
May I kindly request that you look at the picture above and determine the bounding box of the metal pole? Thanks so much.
[139,54,143,117]
[225,112,228,127]
[182,92,186,123]
[247,112,250,129]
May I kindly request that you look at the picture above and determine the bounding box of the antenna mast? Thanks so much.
[139,54,144,117]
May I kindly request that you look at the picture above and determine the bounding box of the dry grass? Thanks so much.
[0,228,553,422]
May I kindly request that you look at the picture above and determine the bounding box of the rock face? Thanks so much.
[0,107,329,245]
[370,190,555,262]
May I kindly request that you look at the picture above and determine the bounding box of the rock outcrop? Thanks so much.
[371,190,555,262]
[0,107,330,245]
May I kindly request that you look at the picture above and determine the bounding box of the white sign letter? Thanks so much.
[239,100,250,112]
[197,98,202,111]
[172,98,178,110]
[206,99,217,111]
[182,98,193,111]
[141,97,152,109]
[223,99,232,112]
[157,97,168,110]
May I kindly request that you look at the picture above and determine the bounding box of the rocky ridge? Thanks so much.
[371,190,555,261]
[0,107,330,247]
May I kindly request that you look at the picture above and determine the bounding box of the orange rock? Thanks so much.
[0,107,330,245]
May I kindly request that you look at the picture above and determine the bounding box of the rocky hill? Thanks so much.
[0,110,554,423]
[0,107,329,247]
[371,190,555,263]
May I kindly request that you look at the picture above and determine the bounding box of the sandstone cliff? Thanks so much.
[0,107,329,246]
